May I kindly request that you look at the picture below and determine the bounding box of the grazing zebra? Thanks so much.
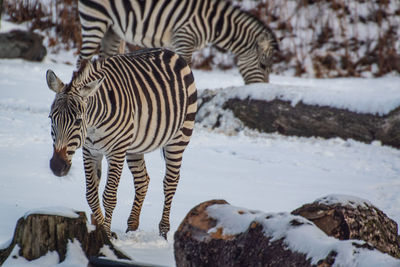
[46,48,197,239]
[78,0,279,83]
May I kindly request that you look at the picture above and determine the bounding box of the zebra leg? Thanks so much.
[83,147,104,226]
[78,28,107,69]
[171,25,198,65]
[159,141,187,239]
[125,153,150,232]
[102,153,125,237]
[100,28,124,58]
[158,83,197,239]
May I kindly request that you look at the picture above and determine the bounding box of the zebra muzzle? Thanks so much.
[50,147,71,177]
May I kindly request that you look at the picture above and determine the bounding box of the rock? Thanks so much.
[0,30,47,61]
[0,210,130,265]
[292,194,400,258]
[174,200,400,267]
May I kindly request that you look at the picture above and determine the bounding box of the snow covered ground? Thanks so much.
[1,50,400,265]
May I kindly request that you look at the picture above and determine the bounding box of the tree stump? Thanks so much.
[0,210,130,265]
[292,195,400,258]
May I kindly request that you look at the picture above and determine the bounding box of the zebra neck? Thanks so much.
[85,93,106,128]
[211,13,263,57]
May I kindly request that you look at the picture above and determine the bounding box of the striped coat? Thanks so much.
[47,48,197,238]
[78,0,278,83]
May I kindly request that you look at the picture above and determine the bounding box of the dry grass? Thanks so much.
[3,0,81,52]
[240,0,400,77]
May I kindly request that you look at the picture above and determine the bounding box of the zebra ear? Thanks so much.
[257,31,279,54]
[46,70,64,93]
[257,35,272,53]
[79,77,105,98]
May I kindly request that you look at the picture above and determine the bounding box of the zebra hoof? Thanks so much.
[110,231,118,239]
[159,223,169,240]
[125,227,137,233]
[126,223,139,233]
[160,231,168,240]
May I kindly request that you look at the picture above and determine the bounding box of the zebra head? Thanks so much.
[237,31,279,84]
[46,67,104,177]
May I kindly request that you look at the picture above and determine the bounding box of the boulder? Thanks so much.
[174,199,400,267]
[0,30,46,61]
[292,194,400,258]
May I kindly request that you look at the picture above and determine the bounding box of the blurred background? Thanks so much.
[2,0,399,78]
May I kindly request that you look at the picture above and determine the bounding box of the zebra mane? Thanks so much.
[69,58,103,91]
[235,6,279,52]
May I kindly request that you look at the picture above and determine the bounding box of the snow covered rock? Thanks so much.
[174,200,400,267]
[292,194,400,259]
[0,209,129,265]
[0,30,46,61]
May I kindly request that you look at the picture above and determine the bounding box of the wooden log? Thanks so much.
[0,211,130,265]
[174,199,400,266]
[292,196,400,258]
[197,89,400,149]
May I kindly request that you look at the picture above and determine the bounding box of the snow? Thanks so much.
[315,194,373,209]
[24,207,80,219]
[3,241,89,267]
[207,203,400,266]
[3,245,60,267]
[1,21,400,266]
[196,78,400,116]
[0,20,29,33]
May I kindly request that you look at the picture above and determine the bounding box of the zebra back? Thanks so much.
[72,48,197,154]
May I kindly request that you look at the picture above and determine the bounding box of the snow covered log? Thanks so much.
[292,195,400,259]
[174,199,400,267]
[197,87,400,148]
[0,209,129,265]
[0,30,46,61]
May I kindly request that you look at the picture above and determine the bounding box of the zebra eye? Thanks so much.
[260,62,266,70]
[74,118,82,126]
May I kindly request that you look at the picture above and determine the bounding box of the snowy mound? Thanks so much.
[203,80,400,116]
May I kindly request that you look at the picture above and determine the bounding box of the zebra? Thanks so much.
[46,48,197,239]
[78,0,279,84]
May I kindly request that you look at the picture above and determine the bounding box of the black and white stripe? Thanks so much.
[47,48,197,239]
[78,0,279,84]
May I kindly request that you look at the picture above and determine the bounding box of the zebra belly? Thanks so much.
[109,7,177,48]
[84,126,121,155]
[118,26,172,49]
[127,113,182,154]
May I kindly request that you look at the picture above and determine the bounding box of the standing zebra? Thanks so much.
[78,0,279,83]
[46,48,197,239]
